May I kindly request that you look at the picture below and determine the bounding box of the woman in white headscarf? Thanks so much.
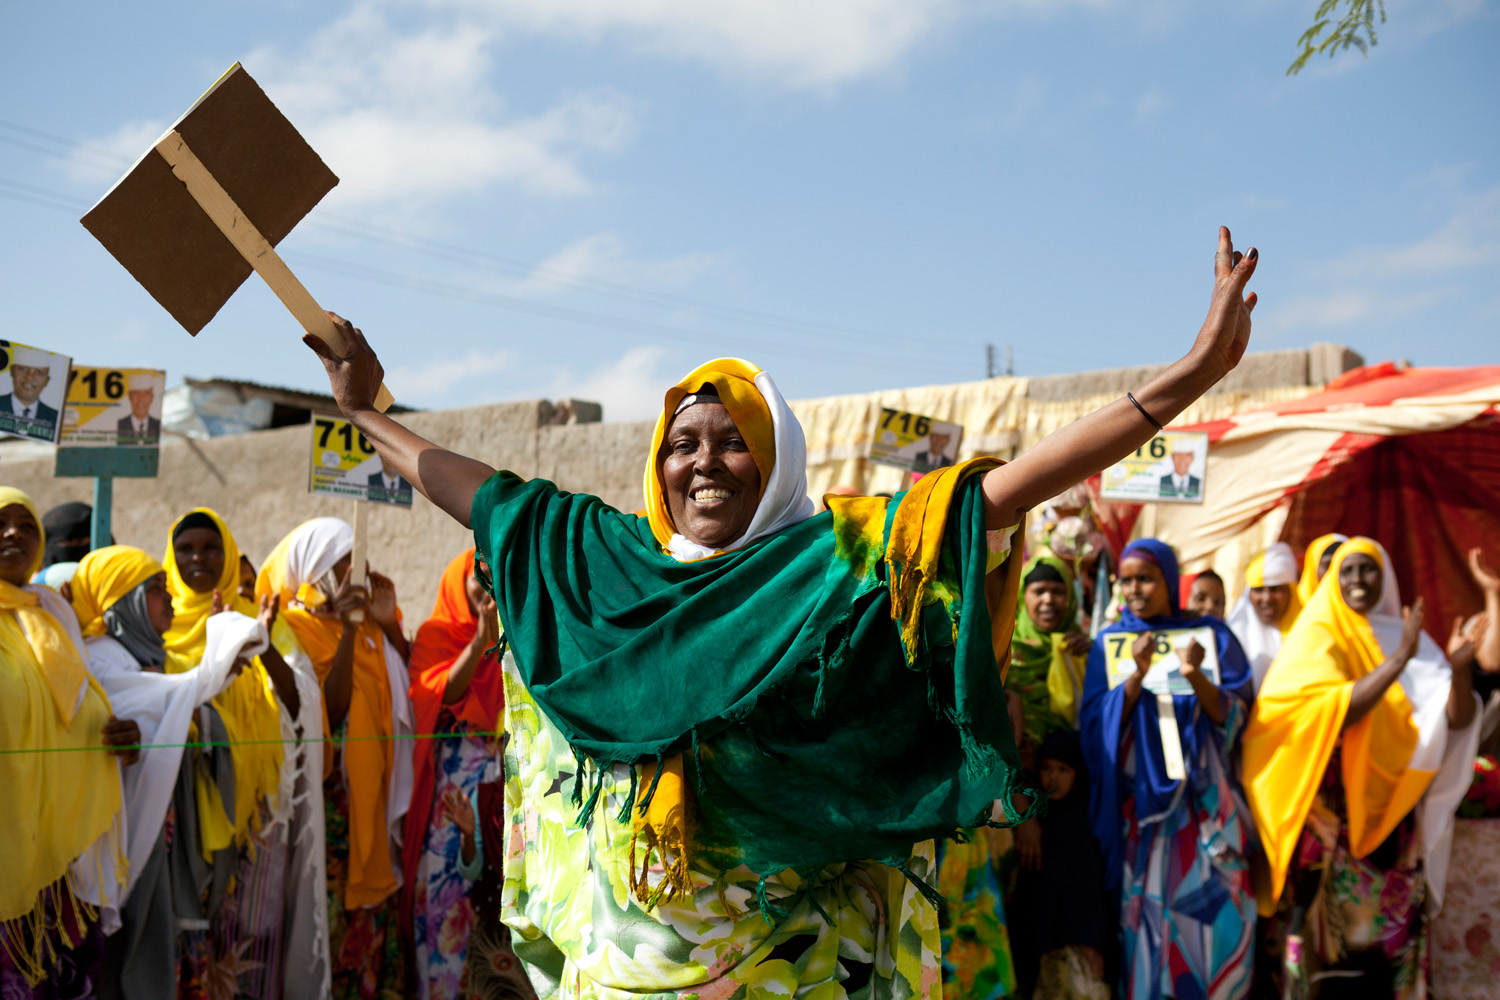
[69,544,267,999]
[257,517,413,1000]
[1227,541,1302,691]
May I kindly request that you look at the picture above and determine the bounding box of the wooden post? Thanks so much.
[347,499,368,623]
[91,477,112,551]
[153,130,395,412]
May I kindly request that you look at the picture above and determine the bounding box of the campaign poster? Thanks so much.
[1101,625,1221,696]
[868,407,964,475]
[309,415,412,508]
[0,341,71,445]
[1099,430,1210,504]
[60,367,166,448]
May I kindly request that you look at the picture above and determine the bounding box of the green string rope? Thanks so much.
[0,730,505,755]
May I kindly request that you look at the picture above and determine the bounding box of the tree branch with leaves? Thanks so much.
[1288,0,1387,75]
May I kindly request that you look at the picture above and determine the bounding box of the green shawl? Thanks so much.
[1009,554,1081,748]
[471,466,1038,878]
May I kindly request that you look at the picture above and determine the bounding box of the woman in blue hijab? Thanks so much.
[1079,538,1257,1000]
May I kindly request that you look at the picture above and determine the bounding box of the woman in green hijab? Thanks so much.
[1010,555,1091,756]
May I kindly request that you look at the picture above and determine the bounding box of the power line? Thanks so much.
[0,117,984,357]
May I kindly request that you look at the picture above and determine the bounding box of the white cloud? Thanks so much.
[1322,185,1500,279]
[548,344,671,422]
[502,232,718,299]
[387,346,515,400]
[432,0,1136,90]
[63,120,166,184]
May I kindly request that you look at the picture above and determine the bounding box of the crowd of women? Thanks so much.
[4,230,1497,1000]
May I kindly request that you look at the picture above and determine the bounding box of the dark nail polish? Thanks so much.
[1248,248,1258,260]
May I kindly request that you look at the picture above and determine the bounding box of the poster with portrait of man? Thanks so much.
[60,367,166,448]
[1099,430,1210,504]
[868,407,964,475]
[309,415,413,508]
[0,341,72,444]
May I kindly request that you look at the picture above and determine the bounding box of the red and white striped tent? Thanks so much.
[1119,362,1500,636]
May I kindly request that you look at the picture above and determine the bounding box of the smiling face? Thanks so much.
[1119,556,1171,620]
[10,364,49,406]
[1250,584,1292,626]
[1338,552,1384,614]
[0,504,41,586]
[659,402,763,549]
[1024,579,1070,632]
[173,526,225,595]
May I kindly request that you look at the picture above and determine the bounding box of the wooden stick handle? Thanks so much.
[347,499,368,623]
[155,130,395,413]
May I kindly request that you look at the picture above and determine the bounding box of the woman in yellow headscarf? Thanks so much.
[257,517,413,1000]
[163,508,307,998]
[1244,538,1484,998]
[0,489,128,994]
[1296,532,1348,608]
[71,543,269,998]
[1226,541,1302,691]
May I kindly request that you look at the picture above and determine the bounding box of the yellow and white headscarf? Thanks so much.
[1243,537,1481,915]
[1226,541,1302,691]
[0,488,123,971]
[644,358,815,562]
[1296,532,1348,607]
[163,508,284,840]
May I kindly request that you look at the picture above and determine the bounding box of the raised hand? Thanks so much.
[210,588,225,616]
[1179,637,1206,677]
[1193,226,1259,380]
[367,572,399,628]
[1469,548,1500,593]
[304,313,385,417]
[1396,598,1426,665]
[327,566,370,627]
[258,592,280,632]
[1132,632,1156,677]
[440,786,476,838]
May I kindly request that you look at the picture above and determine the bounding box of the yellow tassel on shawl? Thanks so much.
[1243,538,1428,916]
[164,508,284,843]
[886,458,1022,673]
[629,756,692,908]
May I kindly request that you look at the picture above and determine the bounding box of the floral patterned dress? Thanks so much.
[933,835,1015,1000]
[325,723,407,1000]
[498,653,942,1000]
[413,719,494,999]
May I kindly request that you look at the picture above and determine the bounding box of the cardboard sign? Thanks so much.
[1099,430,1209,504]
[0,341,72,445]
[1102,626,1220,696]
[309,416,412,508]
[80,63,394,411]
[868,408,964,474]
[61,367,165,448]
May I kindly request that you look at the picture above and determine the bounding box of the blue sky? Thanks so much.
[2,0,1495,420]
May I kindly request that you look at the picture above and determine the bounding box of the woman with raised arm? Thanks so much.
[305,229,1258,1000]
[1244,539,1483,999]
[0,489,129,998]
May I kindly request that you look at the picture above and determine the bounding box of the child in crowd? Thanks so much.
[1186,569,1226,619]
[1008,731,1111,1000]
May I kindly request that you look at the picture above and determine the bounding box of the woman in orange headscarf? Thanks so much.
[402,548,508,1000]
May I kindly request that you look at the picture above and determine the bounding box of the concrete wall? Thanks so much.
[0,343,1359,623]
